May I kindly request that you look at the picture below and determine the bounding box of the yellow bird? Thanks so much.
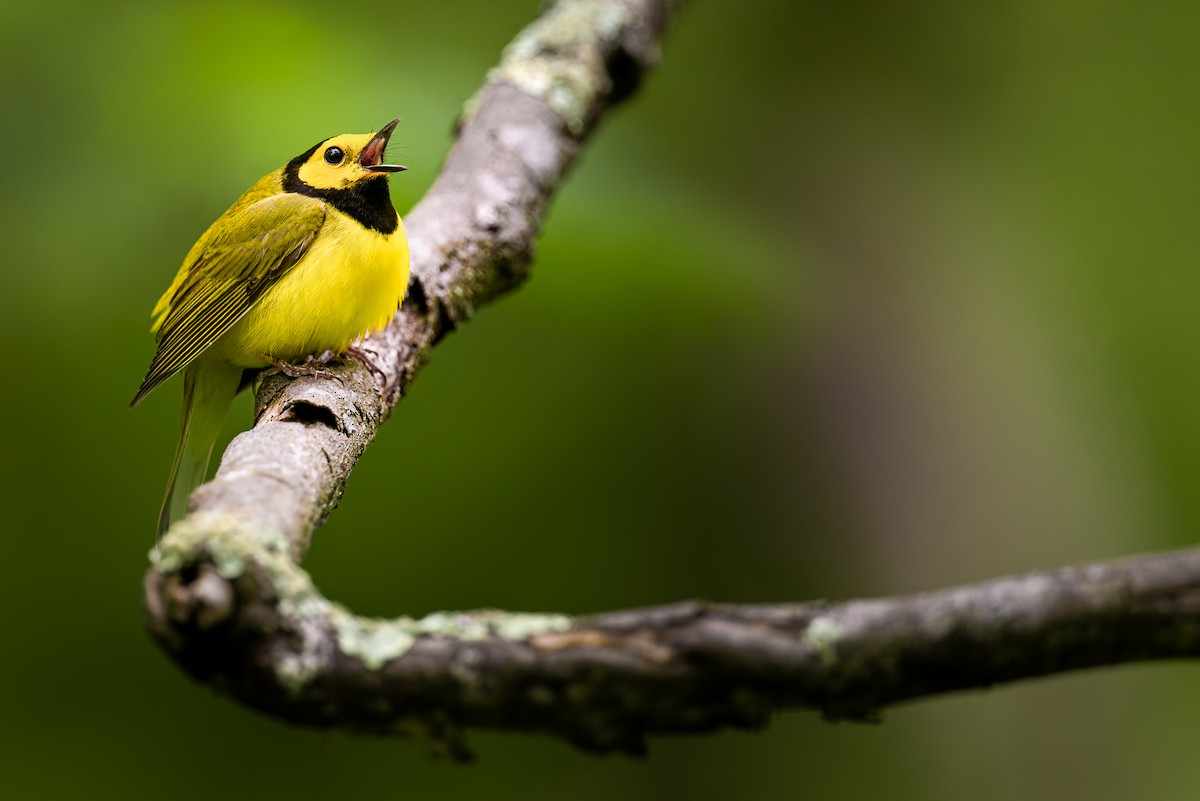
[132,120,410,536]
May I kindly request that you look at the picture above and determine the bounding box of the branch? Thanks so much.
[143,0,1200,760]
[147,535,1200,757]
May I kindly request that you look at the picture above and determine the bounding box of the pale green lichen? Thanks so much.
[331,609,575,671]
[151,513,574,687]
[330,611,418,670]
[463,0,634,133]
[803,616,843,667]
[150,513,291,579]
[152,513,332,690]
[273,632,326,694]
[414,610,492,641]
[468,609,574,641]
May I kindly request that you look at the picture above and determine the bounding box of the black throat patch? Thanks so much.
[283,145,399,235]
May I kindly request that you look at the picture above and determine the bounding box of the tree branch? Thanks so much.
[143,0,1200,760]
[147,530,1200,758]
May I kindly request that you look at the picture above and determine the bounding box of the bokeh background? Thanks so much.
[4,0,1200,798]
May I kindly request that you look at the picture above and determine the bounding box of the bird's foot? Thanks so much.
[261,354,344,384]
[344,345,389,384]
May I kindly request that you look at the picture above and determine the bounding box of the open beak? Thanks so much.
[359,119,407,173]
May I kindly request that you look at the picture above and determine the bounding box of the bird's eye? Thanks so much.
[323,146,345,166]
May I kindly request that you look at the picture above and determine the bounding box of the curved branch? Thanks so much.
[147,533,1200,757]
[143,0,1200,760]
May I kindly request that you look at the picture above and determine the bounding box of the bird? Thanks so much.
[131,119,410,537]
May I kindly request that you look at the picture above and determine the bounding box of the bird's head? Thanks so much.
[290,119,406,190]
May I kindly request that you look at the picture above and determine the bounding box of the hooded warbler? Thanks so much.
[132,120,410,536]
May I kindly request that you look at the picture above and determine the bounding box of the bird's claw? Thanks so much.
[344,345,389,384]
[261,354,344,384]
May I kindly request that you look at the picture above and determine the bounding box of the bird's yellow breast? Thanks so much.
[213,211,409,368]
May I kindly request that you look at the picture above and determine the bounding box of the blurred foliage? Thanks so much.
[4,0,1200,798]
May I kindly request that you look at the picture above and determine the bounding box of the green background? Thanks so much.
[4,0,1200,798]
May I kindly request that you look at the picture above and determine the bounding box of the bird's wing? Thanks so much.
[132,193,326,406]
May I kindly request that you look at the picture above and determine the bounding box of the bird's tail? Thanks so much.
[158,363,240,538]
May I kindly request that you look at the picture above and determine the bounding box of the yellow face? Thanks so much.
[296,133,381,190]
